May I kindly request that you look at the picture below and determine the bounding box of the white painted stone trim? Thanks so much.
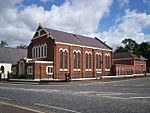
[72,78,97,81]
[28,61,53,64]
[73,69,81,71]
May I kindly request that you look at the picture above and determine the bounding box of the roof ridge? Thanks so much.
[0,46,27,50]
[44,27,95,39]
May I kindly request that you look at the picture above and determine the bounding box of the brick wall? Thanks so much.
[54,43,112,79]
[113,59,147,75]
[27,35,55,61]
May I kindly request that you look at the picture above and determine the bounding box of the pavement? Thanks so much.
[0,76,150,113]
[0,101,44,113]
[6,73,150,84]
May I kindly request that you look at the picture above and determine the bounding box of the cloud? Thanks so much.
[91,9,150,48]
[143,0,150,6]
[1,0,149,50]
[40,0,51,3]
[118,0,129,7]
[0,0,113,46]
[0,0,22,11]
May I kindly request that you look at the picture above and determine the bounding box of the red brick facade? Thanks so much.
[54,43,112,79]
[113,52,147,75]
[27,25,112,80]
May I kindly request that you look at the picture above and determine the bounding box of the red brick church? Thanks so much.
[26,24,112,80]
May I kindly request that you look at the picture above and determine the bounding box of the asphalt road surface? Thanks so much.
[0,77,150,113]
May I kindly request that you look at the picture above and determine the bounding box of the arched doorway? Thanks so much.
[1,65,5,73]
[0,65,5,80]
[19,61,25,76]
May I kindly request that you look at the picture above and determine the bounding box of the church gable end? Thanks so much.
[32,25,48,39]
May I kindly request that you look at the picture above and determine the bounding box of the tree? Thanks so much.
[114,38,150,72]
[140,42,150,71]
[16,44,27,49]
[114,46,128,53]
[122,38,141,56]
[0,40,8,47]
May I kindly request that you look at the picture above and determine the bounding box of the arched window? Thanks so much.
[44,44,47,57]
[32,48,34,58]
[64,50,68,69]
[36,46,39,58]
[19,61,25,76]
[40,45,42,57]
[96,54,102,70]
[38,46,40,58]
[73,50,81,70]
[85,53,88,69]
[36,47,38,58]
[74,51,77,69]
[89,53,92,69]
[77,52,80,69]
[60,50,63,69]
[108,55,110,69]
[96,54,99,69]
[99,55,102,69]
[41,45,44,57]
[105,55,108,69]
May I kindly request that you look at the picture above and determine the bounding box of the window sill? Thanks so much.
[47,73,53,75]
[64,69,68,71]
[85,69,92,71]
[96,69,102,71]
[96,71,102,73]
[74,69,81,71]
[27,73,33,75]
[105,69,110,71]
[59,69,68,71]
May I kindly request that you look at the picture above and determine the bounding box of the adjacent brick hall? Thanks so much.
[27,24,112,80]
[112,52,147,75]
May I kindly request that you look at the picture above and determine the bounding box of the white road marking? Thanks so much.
[72,91,136,96]
[100,96,129,100]
[35,103,81,113]
[112,85,126,87]
[0,97,12,101]
[72,91,95,95]
[132,85,145,87]
[96,92,135,96]
[77,82,110,86]
[0,82,70,87]
[129,96,150,99]
[99,95,150,100]
[0,86,60,93]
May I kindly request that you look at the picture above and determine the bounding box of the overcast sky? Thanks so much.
[0,0,150,49]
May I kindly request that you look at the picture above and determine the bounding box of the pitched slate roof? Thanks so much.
[113,52,147,60]
[0,47,27,64]
[44,27,112,50]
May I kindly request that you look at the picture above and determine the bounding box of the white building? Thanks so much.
[0,47,27,80]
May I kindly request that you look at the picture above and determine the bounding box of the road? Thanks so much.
[0,77,150,113]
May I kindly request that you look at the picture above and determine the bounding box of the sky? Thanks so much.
[0,0,150,49]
